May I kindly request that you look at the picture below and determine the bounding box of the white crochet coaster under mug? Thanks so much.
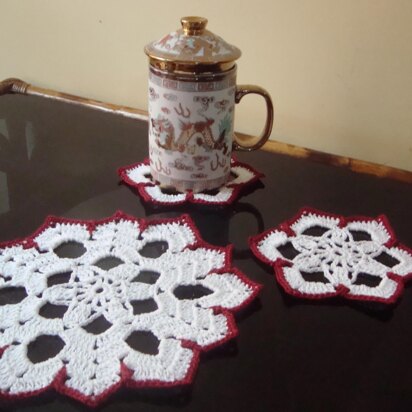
[118,157,264,206]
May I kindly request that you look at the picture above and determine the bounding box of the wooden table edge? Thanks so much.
[1,78,410,184]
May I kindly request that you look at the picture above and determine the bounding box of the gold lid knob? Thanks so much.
[181,16,208,35]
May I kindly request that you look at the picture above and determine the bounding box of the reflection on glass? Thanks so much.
[0,119,8,139]
[25,122,35,160]
[0,171,9,215]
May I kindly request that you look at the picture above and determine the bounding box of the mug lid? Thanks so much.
[144,16,241,66]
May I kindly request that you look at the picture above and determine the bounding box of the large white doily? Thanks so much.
[250,208,412,303]
[0,212,260,406]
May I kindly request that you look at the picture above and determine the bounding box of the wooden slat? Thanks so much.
[237,132,412,184]
[1,78,411,184]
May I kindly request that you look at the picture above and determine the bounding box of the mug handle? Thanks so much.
[233,85,274,151]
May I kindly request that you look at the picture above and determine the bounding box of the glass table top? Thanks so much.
[0,93,411,412]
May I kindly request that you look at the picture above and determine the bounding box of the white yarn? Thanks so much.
[256,212,412,300]
[0,216,255,402]
[122,161,259,204]
[192,187,234,203]
[228,166,255,186]
[145,185,187,203]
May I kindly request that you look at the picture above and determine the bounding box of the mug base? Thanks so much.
[151,168,229,193]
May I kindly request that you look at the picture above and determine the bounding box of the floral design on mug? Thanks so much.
[194,96,215,113]
[174,103,191,118]
[210,152,227,171]
[154,31,235,59]
[168,158,194,171]
[150,116,176,151]
[214,99,230,114]
[218,114,233,155]
[193,156,209,170]
[152,158,171,176]
[164,93,178,101]
[191,173,208,179]
[149,87,159,101]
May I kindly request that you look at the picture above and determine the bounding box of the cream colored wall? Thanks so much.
[1,0,411,171]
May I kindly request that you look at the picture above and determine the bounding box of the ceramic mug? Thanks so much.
[148,65,273,193]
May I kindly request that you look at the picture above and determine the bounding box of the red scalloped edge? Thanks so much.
[117,158,264,206]
[249,206,412,304]
[0,212,261,407]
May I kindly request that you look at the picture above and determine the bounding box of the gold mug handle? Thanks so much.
[233,85,274,151]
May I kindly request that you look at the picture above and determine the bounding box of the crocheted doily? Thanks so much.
[0,212,260,406]
[118,158,263,206]
[250,208,412,303]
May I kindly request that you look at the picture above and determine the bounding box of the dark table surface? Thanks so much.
[0,94,411,412]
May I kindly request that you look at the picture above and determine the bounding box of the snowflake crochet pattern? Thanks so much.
[250,208,412,303]
[118,158,263,206]
[0,212,260,406]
